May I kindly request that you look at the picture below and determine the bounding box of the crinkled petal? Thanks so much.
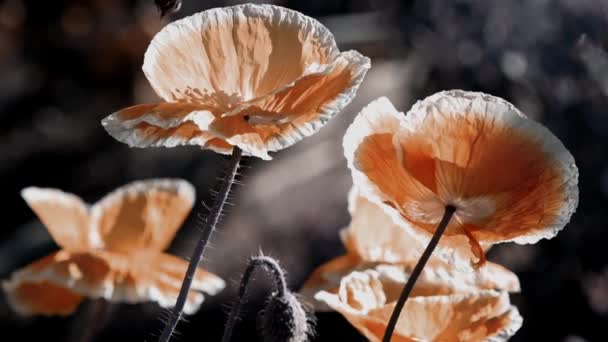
[343,102,482,270]
[302,260,519,313]
[143,4,339,103]
[300,254,361,311]
[402,90,578,245]
[101,102,222,150]
[212,50,370,159]
[130,4,369,159]
[315,268,522,341]
[344,93,578,269]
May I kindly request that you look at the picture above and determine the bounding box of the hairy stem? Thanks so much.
[382,205,456,342]
[221,256,287,342]
[159,147,243,342]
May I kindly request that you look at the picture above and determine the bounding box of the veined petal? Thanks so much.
[212,50,370,159]
[344,97,439,223]
[345,93,578,268]
[101,102,221,149]
[123,4,370,158]
[343,99,472,267]
[143,4,339,104]
[402,90,578,245]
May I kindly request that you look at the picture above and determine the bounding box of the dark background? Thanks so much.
[0,0,606,341]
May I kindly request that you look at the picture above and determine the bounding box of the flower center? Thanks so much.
[447,196,496,225]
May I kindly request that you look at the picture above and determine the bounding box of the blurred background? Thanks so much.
[0,0,606,341]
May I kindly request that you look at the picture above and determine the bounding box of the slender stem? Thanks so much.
[382,205,456,342]
[221,256,287,342]
[74,299,112,342]
[159,147,243,342]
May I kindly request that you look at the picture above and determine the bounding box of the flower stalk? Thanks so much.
[159,147,243,342]
[382,205,456,342]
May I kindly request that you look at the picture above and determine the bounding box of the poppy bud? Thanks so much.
[258,291,312,342]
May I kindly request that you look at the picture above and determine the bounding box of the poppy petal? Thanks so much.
[142,4,339,104]
[299,254,361,311]
[315,268,522,342]
[3,281,83,316]
[343,97,439,225]
[343,99,478,269]
[303,261,519,312]
[213,50,370,159]
[345,93,578,268]
[2,250,224,316]
[342,188,426,263]
[402,90,578,245]
[136,253,225,314]
[341,189,520,291]
[92,179,195,253]
[21,187,93,250]
[2,251,113,315]
[101,102,224,150]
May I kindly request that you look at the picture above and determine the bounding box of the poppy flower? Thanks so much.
[102,4,370,160]
[343,92,578,268]
[314,267,522,342]
[2,179,224,316]
[301,188,522,340]
[301,188,520,308]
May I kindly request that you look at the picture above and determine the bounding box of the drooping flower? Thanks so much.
[343,92,578,268]
[301,188,522,341]
[3,179,224,316]
[102,4,370,160]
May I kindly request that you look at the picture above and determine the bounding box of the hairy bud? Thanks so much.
[259,292,312,342]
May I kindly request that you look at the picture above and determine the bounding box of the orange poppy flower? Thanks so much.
[301,188,522,340]
[343,92,578,268]
[2,179,224,316]
[102,4,370,160]
[301,188,520,308]
[314,268,522,342]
